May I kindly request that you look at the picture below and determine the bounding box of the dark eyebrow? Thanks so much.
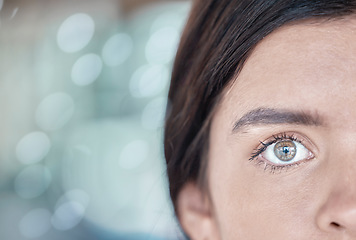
[232,108,323,133]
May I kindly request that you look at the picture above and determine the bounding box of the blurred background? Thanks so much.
[0,0,191,239]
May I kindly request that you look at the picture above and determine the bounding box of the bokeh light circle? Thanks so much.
[145,27,179,64]
[130,64,169,98]
[55,189,90,209]
[16,132,51,165]
[57,13,95,53]
[51,201,85,231]
[35,92,75,131]
[102,33,133,67]
[14,165,52,199]
[119,140,149,170]
[19,208,52,239]
[71,53,103,86]
[141,97,167,130]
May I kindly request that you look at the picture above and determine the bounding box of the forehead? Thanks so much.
[218,17,356,130]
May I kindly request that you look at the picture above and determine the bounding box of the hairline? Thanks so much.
[195,14,354,197]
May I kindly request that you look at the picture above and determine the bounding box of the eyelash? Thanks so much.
[249,132,306,173]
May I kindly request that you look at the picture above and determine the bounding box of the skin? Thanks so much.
[178,18,356,240]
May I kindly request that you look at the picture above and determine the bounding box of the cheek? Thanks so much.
[208,136,322,239]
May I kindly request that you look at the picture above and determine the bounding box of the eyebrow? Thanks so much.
[232,107,323,133]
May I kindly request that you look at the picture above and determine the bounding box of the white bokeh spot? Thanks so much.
[35,92,75,131]
[119,140,149,170]
[19,209,52,239]
[51,201,85,231]
[141,97,167,130]
[55,189,90,210]
[130,64,169,98]
[102,33,133,67]
[71,53,103,86]
[14,165,52,199]
[57,13,95,53]
[16,132,51,165]
[145,27,179,64]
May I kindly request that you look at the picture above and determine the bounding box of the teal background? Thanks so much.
[0,0,190,239]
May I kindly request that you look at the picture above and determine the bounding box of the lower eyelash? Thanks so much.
[255,160,302,174]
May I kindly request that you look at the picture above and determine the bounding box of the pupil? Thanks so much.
[283,147,289,155]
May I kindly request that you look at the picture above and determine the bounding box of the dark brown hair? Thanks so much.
[164,0,356,214]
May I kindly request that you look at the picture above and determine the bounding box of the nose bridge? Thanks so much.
[344,159,356,194]
[327,132,356,186]
[338,134,356,195]
[330,129,356,185]
[333,140,356,205]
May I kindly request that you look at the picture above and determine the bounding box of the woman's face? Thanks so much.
[179,18,356,239]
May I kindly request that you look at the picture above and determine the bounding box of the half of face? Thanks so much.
[178,17,356,240]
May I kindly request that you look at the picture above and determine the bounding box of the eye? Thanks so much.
[261,139,314,166]
[249,132,316,172]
